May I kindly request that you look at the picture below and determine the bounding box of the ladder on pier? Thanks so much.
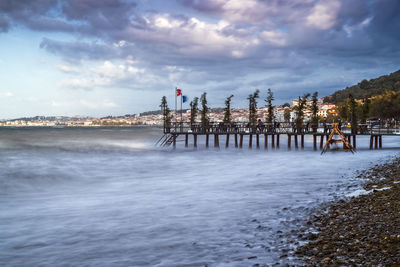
[156,134,179,147]
[321,123,355,154]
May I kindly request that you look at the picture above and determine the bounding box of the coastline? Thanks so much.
[287,156,400,265]
[0,125,162,128]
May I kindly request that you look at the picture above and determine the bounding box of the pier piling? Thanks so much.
[320,135,324,149]
[271,134,275,148]
[276,134,280,148]
[313,135,317,150]
[256,134,260,149]
[370,135,374,149]
[264,134,268,149]
[234,134,238,148]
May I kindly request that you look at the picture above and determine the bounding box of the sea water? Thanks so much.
[0,127,399,266]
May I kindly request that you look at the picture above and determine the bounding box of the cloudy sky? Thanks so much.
[0,0,399,118]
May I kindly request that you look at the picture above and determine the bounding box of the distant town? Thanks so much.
[0,97,337,127]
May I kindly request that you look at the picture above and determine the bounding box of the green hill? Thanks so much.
[327,69,400,103]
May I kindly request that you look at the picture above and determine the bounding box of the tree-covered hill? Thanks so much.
[327,69,400,103]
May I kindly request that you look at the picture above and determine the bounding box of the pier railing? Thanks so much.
[164,122,400,136]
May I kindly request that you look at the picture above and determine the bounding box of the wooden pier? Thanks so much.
[158,122,398,151]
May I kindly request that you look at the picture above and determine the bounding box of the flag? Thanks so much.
[176,89,182,96]
[182,95,188,103]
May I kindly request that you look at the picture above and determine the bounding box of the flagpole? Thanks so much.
[180,93,183,124]
[175,87,177,131]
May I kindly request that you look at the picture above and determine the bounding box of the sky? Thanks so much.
[0,0,400,119]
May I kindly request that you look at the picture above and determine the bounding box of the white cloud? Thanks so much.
[80,99,117,109]
[51,99,117,109]
[59,78,94,90]
[343,17,373,37]
[260,30,287,46]
[219,0,271,24]
[306,1,341,30]
[113,40,126,47]
[92,60,145,79]
[56,64,80,74]
[59,60,152,90]
[125,14,261,59]
[0,92,14,98]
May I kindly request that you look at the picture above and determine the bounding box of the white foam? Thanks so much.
[346,186,392,197]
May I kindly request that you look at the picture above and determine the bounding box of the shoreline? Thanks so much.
[0,125,162,128]
[285,156,400,265]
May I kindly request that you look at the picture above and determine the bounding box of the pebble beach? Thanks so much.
[291,157,400,266]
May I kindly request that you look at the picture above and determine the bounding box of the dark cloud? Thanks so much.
[368,0,400,42]
[0,0,59,30]
[181,0,316,26]
[0,14,9,32]
[337,0,370,26]
[62,0,136,32]
[40,38,122,62]
[0,0,57,14]
[0,0,136,34]
[180,0,224,14]
[1,0,400,100]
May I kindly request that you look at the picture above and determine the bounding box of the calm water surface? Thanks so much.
[0,127,399,266]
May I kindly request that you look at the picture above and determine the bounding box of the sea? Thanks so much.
[0,127,399,266]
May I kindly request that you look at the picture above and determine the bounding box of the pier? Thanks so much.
[158,122,399,151]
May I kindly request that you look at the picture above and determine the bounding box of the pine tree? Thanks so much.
[294,93,310,130]
[311,92,319,132]
[200,93,209,131]
[265,88,274,123]
[284,108,291,122]
[160,96,171,131]
[361,96,370,123]
[223,95,234,124]
[247,89,260,127]
[349,94,358,133]
[190,97,199,127]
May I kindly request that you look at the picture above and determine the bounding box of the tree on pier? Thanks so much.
[349,94,358,134]
[265,88,275,123]
[311,92,319,132]
[223,95,234,124]
[160,96,172,131]
[248,89,260,128]
[190,97,199,127]
[360,96,370,123]
[294,93,310,131]
[284,108,291,122]
[200,93,209,131]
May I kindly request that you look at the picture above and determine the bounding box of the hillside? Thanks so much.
[327,69,400,103]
